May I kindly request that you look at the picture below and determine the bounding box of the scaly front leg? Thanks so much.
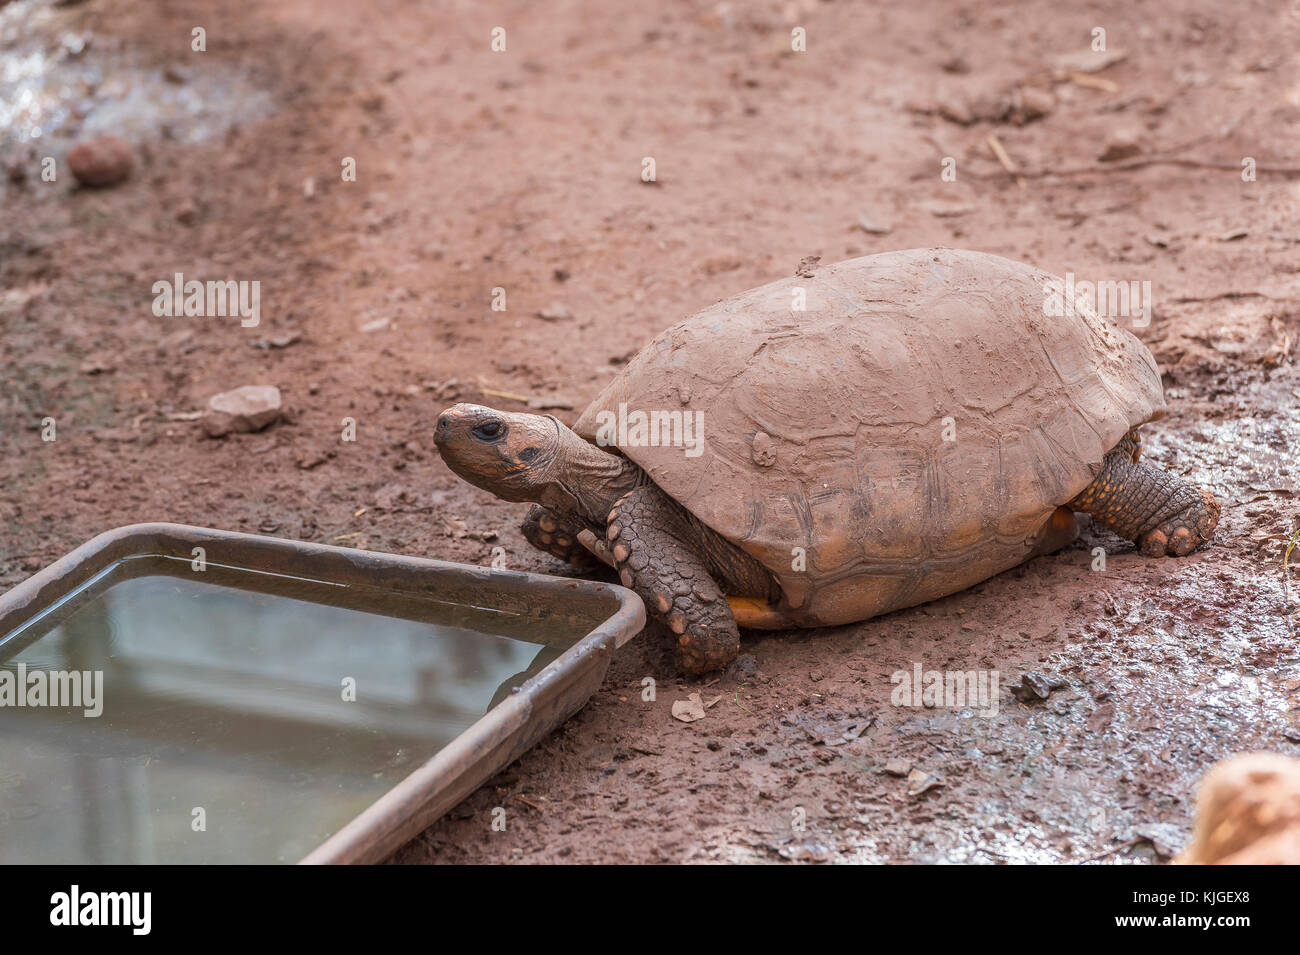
[605,485,741,675]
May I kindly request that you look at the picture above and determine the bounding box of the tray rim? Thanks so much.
[0,522,646,864]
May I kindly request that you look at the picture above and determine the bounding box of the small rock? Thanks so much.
[811,715,872,746]
[528,395,576,410]
[175,200,198,225]
[537,303,572,321]
[777,839,834,862]
[1017,85,1056,120]
[946,100,977,127]
[423,379,462,400]
[156,329,197,356]
[936,92,975,125]
[906,768,944,796]
[1134,823,1186,860]
[202,385,283,438]
[857,212,892,235]
[795,255,821,278]
[1099,130,1143,162]
[6,155,28,184]
[79,353,116,375]
[922,199,975,218]
[726,654,760,681]
[883,758,912,777]
[1013,671,1054,702]
[67,136,135,188]
[61,32,89,57]
[253,332,302,350]
[1053,48,1128,77]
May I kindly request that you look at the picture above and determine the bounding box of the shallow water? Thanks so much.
[0,557,561,864]
[0,0,273,150]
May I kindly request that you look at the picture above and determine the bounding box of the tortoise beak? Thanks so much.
[433,408,456,448]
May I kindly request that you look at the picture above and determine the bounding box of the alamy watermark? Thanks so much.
[593,402,704,457]
[890,662,1000,717]
[50,885,150,935]
[0,664,103,717]
[1044,271,1152,328]
[151,272,260,327]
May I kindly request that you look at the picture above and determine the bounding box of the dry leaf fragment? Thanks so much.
[672,692,707,723]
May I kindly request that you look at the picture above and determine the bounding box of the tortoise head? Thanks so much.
[434,403,563,502]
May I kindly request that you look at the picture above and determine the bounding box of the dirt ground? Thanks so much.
[2,0,1298,864]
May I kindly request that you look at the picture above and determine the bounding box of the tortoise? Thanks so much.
[434,248,1219,674]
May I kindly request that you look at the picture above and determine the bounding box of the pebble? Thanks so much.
[1013,671,1062,702]
[67,136,135,188]
[1099,129,1143,162]
[1017,86,1056,121]
[79,353,116,375]
[922,198,975,218]
[202,385,283,438]
[857,212,893,235]
[528,395,576,410]
[537,303,572,321]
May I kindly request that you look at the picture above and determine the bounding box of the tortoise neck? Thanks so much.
[537,436,644,531]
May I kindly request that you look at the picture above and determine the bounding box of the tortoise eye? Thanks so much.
[472,421,503,441]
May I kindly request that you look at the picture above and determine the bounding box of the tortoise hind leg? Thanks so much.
[1069,428,1220,556]
[605,485,740,675]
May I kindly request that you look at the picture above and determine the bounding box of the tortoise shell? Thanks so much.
[573,248,1164,626]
